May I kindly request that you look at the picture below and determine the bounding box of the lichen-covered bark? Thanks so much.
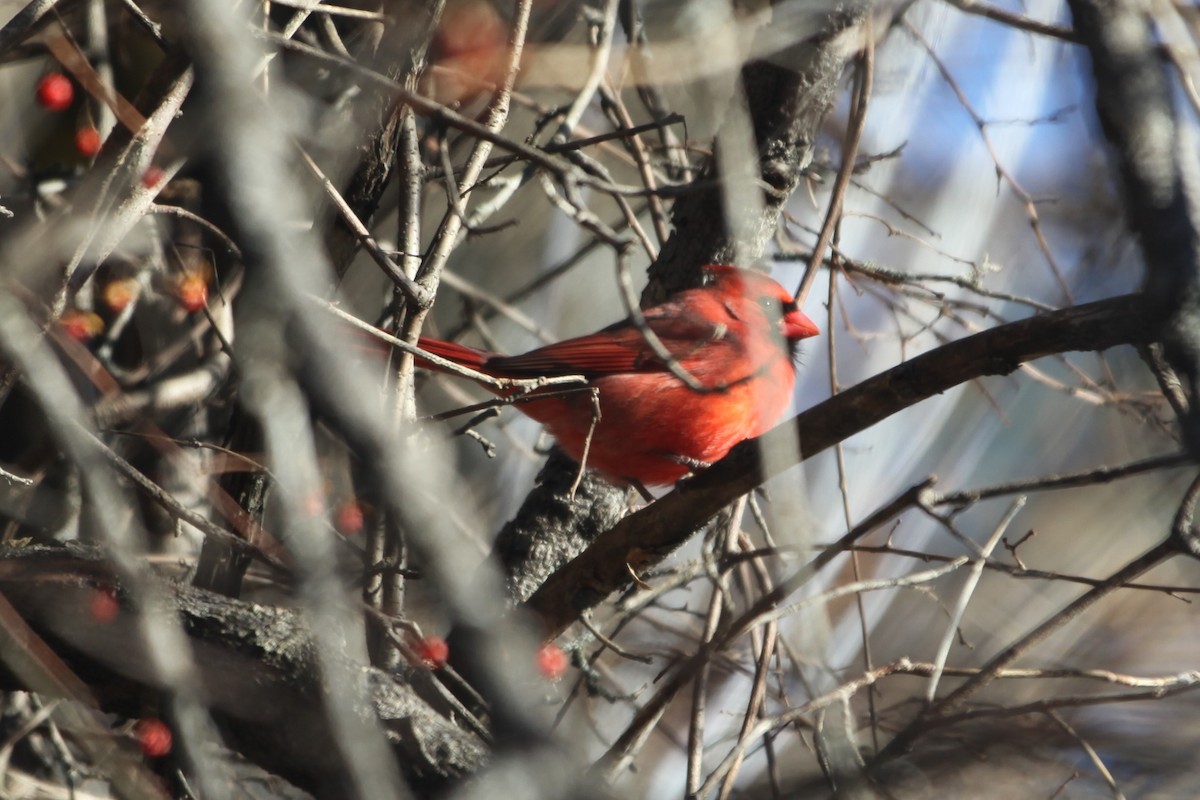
[0,544,488,797]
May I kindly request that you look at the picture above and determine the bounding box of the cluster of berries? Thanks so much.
[36,71,168,180]
[37,72,195,344]
[411,635,568,681]
[36,72,99,157]
[57,270,210,345]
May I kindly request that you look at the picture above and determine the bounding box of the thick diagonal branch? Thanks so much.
[525,295,1150,635]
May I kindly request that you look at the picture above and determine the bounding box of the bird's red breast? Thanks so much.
[415,266,818,486]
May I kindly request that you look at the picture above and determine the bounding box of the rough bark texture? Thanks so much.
[0,544,488,798]
[648,13,863,297]
[494,449,629,603]
[1066,0,1200,453]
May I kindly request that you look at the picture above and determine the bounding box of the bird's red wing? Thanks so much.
[486,331,650,377]
[487,305,726,379]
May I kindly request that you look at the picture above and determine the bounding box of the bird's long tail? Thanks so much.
[414,336,492,373]
[350,326,493,370]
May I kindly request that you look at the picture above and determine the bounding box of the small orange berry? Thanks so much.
[59,310,104,342]
[102,278,138,313]
[134,718,172,758]
[36,73,73,111]
[433,0,508,103]
[141,166,165,188]
[413,636,449,669]
[536,643,568,680]
[301,491,325,518]
[176,272,208,313]
[75,125,102,157]
[88,588,119,624]
[335,500,364,535]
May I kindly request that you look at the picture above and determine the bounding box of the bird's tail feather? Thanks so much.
[349,327,492,374]
[414,337,491,373]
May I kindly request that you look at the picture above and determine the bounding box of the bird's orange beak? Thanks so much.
[783,308,819,340]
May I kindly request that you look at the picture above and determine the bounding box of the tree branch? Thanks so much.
[525,294,1152,635]
[1067,0,1200,456]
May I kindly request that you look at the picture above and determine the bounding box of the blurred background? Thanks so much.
[0,0,1196,797]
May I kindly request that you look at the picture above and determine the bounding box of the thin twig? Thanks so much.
[932,452,1192,508]
[299,149,430,308]
[926,497,1026,702]
[797,15,873,305]
[942,0,1081,42]
[596,480,935,777]
[904,20,1073,302]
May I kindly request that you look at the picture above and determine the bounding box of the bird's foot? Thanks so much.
[667,455,714,492]
[668,454,713,471]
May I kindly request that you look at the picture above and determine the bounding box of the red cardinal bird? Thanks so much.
[416,265,819,487]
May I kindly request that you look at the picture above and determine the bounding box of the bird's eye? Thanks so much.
[758,296,781,315]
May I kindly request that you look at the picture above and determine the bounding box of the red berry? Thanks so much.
[434,1,508,103]
[301,491,325,518]
[59,310,104,342]
[536,643,568,680]
[134,718,172,758]
[141,166,165,188]
[413,636,449,669]
[75,125,102,157]
[335,500,364,535]
[176,272,208,313]
[88,589,119,624]
[36,73,73,111]
[102,278,138,313]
